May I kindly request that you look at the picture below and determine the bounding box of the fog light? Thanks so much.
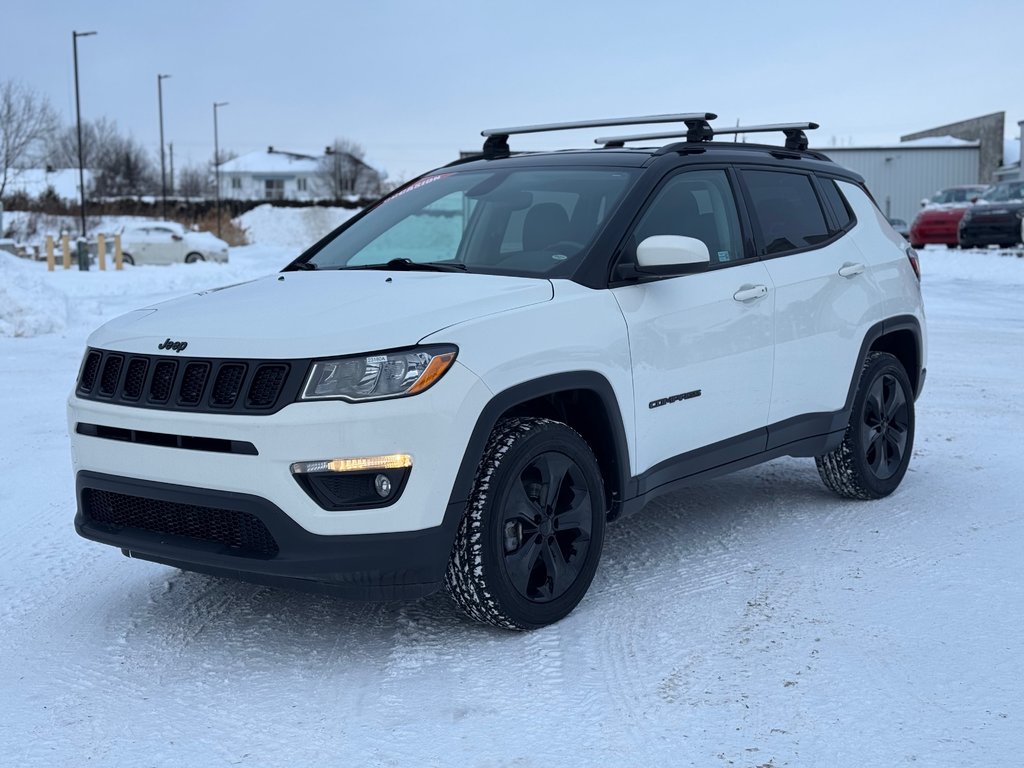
[290,453,412,474]
[374,474,392,497]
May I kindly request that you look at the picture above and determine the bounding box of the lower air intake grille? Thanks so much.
[83,489,279,557]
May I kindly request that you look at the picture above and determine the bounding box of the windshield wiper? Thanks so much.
[283,260,317,271]
[356,258,467,273]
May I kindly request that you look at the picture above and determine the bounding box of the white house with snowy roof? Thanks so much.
[217,147,381,201]
[2,167,95,201]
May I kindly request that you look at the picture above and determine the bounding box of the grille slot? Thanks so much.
[99,355,124,397]
[247,365,288,409]
[149,360,177,403]
[79,351,102,392]
[178,362,211,406]
[83,488,279,557]
[122,358,149,400]
[211,364,247,408]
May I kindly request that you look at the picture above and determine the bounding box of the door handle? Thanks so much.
[838,262,865,278]
[733,284,769,302]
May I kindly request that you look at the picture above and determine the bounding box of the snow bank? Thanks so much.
[0,253,69,337]
[237,204,359,251]
[919,246,1024,285]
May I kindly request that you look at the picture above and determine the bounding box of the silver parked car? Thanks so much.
[117,221,229,265]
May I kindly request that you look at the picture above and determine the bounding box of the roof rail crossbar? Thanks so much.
[596,121,820,151]
[713,122,820,151]
[480,112,717,157]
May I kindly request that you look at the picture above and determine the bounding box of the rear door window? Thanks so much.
[741,169,831,255]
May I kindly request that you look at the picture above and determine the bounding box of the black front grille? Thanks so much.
[74,349,309,415]
[83,488,279,557]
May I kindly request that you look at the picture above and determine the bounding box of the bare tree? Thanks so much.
[0,80,57,198]
[317,138,381,198]
[45,116,120,169]
[177,164,206,199]
[45,117,156,197]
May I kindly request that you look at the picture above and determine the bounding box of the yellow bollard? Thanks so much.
[114,234,123,270]
[61,234,71,269]
[97,234,106,271]
[46,235,55,272]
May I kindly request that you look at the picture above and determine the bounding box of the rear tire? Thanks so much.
[445,417,606,630]
[121,253,134,266]
[816,352,915,500]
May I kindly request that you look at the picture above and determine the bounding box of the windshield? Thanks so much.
[979,182,1024,202]
[296,167,637,276]
[932,187,983,204]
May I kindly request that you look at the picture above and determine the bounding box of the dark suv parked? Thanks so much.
[958,181,1024,248]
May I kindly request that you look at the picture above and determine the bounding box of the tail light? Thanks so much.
[905,246,921,281]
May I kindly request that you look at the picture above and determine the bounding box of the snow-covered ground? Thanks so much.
[1,245,1022,766]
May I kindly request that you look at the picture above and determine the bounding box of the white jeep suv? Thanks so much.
[69,113,926,629]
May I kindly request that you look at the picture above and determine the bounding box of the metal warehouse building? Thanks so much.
[810,112,1008,226]
[815,139,980,225]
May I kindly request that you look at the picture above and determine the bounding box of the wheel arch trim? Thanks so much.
[446,371,633,517]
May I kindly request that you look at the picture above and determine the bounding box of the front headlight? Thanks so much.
[300,345,457,402]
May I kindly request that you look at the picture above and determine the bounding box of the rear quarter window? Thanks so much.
[818,177,854,231]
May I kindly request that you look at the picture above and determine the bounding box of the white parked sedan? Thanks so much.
[117,221,229,265]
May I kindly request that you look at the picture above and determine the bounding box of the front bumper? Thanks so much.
[959,217,1022,247]
[76,471,463,599]
[68,361,490,537]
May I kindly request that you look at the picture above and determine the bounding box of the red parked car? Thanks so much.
[909,185,987,248]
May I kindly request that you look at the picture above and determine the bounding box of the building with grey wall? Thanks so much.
[901,112,1004,183]
[816,140,980,225]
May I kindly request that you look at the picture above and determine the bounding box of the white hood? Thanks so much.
[87,270,553,359]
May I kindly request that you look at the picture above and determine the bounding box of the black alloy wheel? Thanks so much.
[499,450,595,603]
[445,417,606,629]
[860,372,910,481]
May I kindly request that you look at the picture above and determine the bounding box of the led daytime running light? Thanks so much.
[290,454,413,474]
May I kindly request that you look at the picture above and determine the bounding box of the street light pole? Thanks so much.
[72,30,97,238]
[157,73,171,220]
[213,101,228,238]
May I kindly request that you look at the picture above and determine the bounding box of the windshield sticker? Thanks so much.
[388,173,453,201]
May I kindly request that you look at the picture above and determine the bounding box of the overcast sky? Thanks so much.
[3,0,1021,183]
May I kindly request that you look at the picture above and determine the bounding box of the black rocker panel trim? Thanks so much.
[75,471,465,600]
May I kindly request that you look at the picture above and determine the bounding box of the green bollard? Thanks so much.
[77,239,90,271]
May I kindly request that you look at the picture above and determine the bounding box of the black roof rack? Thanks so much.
[479,113,717,158]
[596,121,820,151]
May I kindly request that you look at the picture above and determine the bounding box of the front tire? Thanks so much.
[184,252,204,264]
[816,352,915,500]
[445,417,606,630]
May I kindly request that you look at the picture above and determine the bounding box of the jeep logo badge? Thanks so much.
[158,338,188,353]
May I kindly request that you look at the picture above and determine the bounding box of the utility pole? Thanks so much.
[73,30,97,237]
[157,73,171,220]
[213,101,228,238]
[169,142,174,196]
